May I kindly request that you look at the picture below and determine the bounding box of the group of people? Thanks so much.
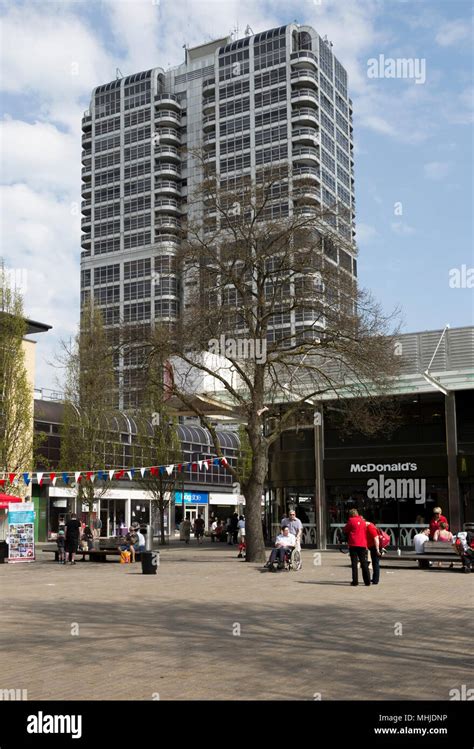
[413,507,474,570]
[342,509,383,586]
[56,515,146,564]
[179,515,206,544]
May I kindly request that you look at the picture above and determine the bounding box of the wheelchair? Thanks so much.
[265,545,302,572]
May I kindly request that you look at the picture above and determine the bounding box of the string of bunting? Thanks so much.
[0,457,230,488]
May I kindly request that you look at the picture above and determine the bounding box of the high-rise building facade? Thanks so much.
[80,23,356,408]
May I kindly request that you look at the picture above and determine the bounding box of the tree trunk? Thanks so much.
[244,444,268,563]
[159,502,166,546]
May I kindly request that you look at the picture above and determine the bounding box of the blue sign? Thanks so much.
[175,491,209,506]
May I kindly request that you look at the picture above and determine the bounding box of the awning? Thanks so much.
[0,494,23,510]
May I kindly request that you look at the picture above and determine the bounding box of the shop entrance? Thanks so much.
[101,499,127,537]
[185,507,199,524]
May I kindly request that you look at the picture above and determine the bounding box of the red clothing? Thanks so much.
[429,515,448,539]
[366,522,379,549]
[343,516,368,548]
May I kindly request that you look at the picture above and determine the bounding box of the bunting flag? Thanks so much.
[0,479,5,487]
[12,456,231,487]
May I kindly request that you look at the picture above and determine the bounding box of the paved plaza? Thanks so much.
[0,542,472,701]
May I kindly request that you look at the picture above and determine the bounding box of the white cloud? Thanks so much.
[391,222,415,236]
[1,118,80,194]
[424,161,452,180]
[435,19,473,47]
[356,223,378,243]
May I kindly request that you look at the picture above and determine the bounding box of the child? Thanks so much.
[237,539,246,559]
[56,528,66,564]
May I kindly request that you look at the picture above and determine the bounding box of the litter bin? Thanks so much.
[0,541,8,564]
[141,550,159,575]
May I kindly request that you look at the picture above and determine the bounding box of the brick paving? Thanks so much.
[0,541,472,701]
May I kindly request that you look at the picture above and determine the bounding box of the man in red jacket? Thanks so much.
[343,509,371,586]
[429,507,449,539]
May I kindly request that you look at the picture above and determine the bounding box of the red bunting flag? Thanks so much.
[86,472,94,482]
[150,467,158,476]
[177,464,182,473]
[9,473,16,484]
[115,470,125,480]
[191,462,198,471]
[49,473,56,483]
[0,479,5,487]
[221,457,229,467]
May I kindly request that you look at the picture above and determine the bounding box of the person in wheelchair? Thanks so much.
[264,526,296,571]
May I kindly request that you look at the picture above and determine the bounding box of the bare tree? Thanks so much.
[148,155,401,562]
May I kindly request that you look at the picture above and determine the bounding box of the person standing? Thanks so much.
[194,515,205,544]
[281,509,303,549]
[343,509,371,587]
[180,517,191,544]
[210,518,218,542]
[65,512,81,565]
[230,513,239,544]
[365,520,381,585]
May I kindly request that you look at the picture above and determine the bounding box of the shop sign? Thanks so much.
[175,491,208,505]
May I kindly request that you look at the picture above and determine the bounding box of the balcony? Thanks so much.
[293,146,319,165]
[290,50,318,69]
[155,145,180,161]
[155,109,181,125]
[155,180,181,196]
[81,200,91,215]
[81,133,92,147]
[156,127,180,145]
[81,216,91,230]
[202,77,215,94]
[291,88,318,106]
[155,216,181,232]
[291,107,318,127]
[81,185,92,198]
[155,93,180,110]
[202,98,215,115]
[292,126,319,146]
[203,114,216,132]
[291,69,318,87]
[293,166,321,182]
[155,198,180,214]
[81,165,92,181]
[294,184,321,205]
[154,234,180,246]
[81,233,91,247]
[155,162,181,178]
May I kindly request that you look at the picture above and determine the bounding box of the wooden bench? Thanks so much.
[381,541,461,568]
[42,548,145,562]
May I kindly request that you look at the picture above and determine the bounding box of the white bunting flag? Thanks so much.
[166,464,174,475]
[109,470,115,481]
[36,472,43,485]
[140,467,146,478]
[75,472,81,483]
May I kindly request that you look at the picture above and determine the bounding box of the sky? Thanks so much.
[1,0,473,391]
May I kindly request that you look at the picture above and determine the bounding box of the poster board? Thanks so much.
[8,502,35,563]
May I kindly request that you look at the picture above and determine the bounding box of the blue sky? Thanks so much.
[1,0,473,390]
